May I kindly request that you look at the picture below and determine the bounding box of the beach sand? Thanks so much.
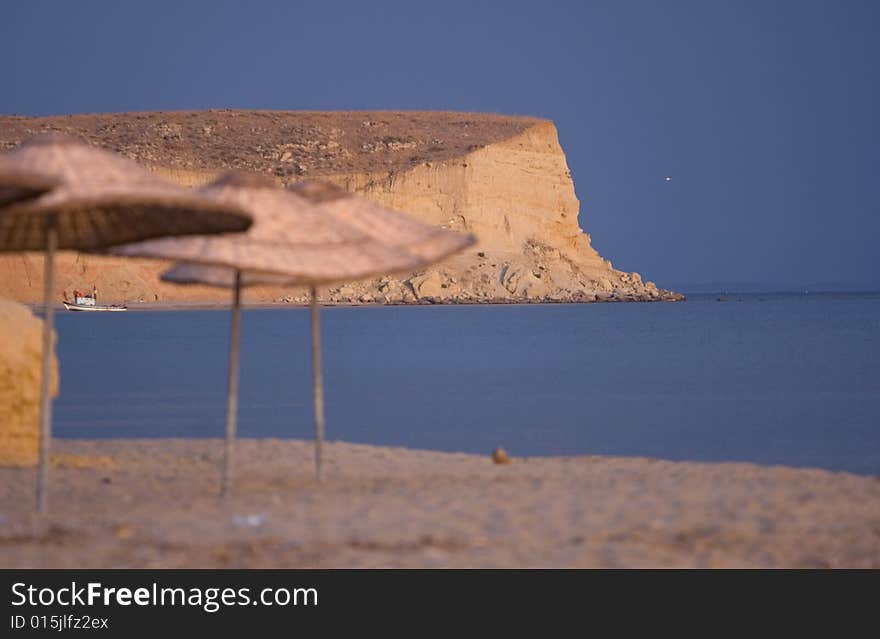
[1,439,878,568]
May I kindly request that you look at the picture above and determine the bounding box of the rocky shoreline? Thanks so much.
[283,275,685,306]
[273,257,685,305]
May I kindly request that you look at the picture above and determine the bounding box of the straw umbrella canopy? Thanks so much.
[0,134,252,250]
[0,155,58,207]
[109,171,476,490]
[0,134,253,514]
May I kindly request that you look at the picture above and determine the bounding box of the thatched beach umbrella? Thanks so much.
[0,134,253,514]
[0,155,58,207]
[110,171,475,489]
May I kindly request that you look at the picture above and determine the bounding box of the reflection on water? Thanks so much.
[53,293,880,474]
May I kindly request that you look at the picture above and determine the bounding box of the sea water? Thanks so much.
[52,293,880,475]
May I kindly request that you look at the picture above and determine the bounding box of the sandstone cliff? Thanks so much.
[0,299,57,466]
[0,111,681,305]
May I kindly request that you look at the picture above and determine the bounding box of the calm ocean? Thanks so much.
[52,293,880,475]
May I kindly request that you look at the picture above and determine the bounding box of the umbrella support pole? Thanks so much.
[310,286,325,483]
[36,214,57,514]
[221,270,242,497]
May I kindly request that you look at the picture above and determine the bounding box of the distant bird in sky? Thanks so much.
[664,176,672,182]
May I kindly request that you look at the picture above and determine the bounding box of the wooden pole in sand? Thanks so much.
[310,285,325,483]
[221,269,242,497]
[36,214,57,514]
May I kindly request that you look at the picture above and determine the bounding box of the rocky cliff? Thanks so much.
[0,299,57,466]
[0,111,681,305]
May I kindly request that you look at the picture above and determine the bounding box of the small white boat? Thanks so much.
[63,301,127,312]
[63,290,126,312]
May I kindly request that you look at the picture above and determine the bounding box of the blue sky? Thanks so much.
[2,0,877,290]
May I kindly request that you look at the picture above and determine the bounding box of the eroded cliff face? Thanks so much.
[0,111,681,305]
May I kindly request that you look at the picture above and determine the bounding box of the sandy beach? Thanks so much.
[1,439,878,568]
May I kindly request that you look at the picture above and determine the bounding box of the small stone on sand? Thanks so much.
[114,524,134,540]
